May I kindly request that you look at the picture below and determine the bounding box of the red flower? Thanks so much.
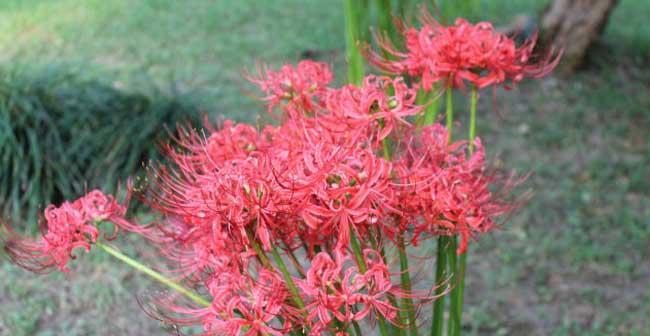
[298,250,400,332]
[4,190,129,272]
[393,125,520,253]
[161,269,294,336]
[367,11,561,90]
[201,270,292,336]
[323,75,421,142]
[249,60,333,114]
[297,145,395,251]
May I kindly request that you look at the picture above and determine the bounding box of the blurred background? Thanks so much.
[0,0,647,335]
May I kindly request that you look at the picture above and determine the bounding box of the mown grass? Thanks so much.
[0,0,347,120]
[0,0,648,335]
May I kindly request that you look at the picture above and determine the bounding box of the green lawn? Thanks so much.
[0,0,347,121]
[0,1,648,335]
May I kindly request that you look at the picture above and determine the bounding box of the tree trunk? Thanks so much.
[540,0,619,73]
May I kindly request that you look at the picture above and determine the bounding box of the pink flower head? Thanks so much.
[367,11,561,90]
[4,190,128,272]
[201,270,292,336]
[249,60,333,114]
[393,125,519,253]
[323,75,421,142]
[158,269,294,336]
[296,143,395,251]
[299,250,400,332]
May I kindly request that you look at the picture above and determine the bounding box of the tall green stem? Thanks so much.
[270,244,305,310]
[432,87,456,336]
[370,229,406,336]
[247,227,308,330]
[376,0,394,40]
[449,86,478,336]
[418,86,440,126]
[447,239,459,336]
[95,241,210,307]
[349,225,389,336]
[380,94,410,336]
[445,88,453,139]
[450,86,478,336]
[468,86,478,153]
[430,236,450,336]
[246,228,273,269]
[397,235,418,336]
[343,0,364,85]
[352,320,363,336]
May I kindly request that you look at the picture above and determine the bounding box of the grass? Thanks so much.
[0,0,346,120]
[0,0,649,335]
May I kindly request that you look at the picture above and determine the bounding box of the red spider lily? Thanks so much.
[156,269,295,336]
[298,250,400,332]
[4,190,130,272]
[296,145,395,250]
[322,75,421,142]
[248,60,333,114]
[392,125,519,253]
[200,270,293,336]
[367,11,561,90]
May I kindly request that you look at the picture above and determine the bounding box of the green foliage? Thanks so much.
[0,64,202,226]
[344,0,366,85]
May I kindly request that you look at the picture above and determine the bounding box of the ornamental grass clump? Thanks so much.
[0,65,203,226]
[2,7,558,335]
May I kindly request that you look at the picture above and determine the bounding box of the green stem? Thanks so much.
[247,228,308,330]
[370,229,405,336]
[378,97,409,336]
[418,86,440,126]
[397,235,418,336]
[352,320,363,336]
[430,236,450,336]
[376,0,397,61]
[431,86,455,336]
[382,137,392,161]
[246,229,273,269]
[446,239,459,336]
[433,87,456,336]
[349,225,389,336]
[377,0,394,39]
[445,88,453,139]
[95,241,210,307]
[450,85,478,336]
[453,253,466,336]
[468,86,478,153]
[343,0,365,85]
[269,244,305,310]
[284,242,306,278]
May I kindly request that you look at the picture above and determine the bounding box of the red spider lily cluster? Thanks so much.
[3,12,557,336]
[367,12,561,90]
[136,64,509,332]
[4,60,511,334]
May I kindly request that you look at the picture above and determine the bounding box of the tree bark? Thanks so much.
[540,0,619,72]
